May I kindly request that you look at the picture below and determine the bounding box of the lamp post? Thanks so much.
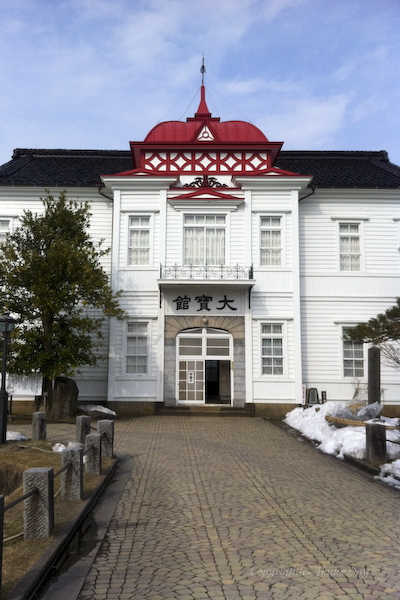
[0,312,16,444]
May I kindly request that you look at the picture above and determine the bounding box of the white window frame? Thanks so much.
[0,218,13,243]
[342,327,365,378]
[177,328,232,358]
[338,221,363,272]
[127,214,153,267]
[259,215,284,268]
[183,213,227,266]
[260,322,285,376]
[125,321,149,376]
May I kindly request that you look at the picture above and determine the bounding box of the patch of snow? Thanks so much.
[376,459,400,488]
[52,443,66,452]
[284,402,400,471]
[284,401,347,443]
[318,426,366,460]
[380,415,400,427]
[66,441,85,450]
[78,404,117,416]
[52,441,86,462]
[6,431,27,441]
[52,441,85,453]
[385,424,400,460]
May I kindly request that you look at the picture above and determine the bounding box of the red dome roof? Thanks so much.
[144,86,269,144]
[145,119,268,143]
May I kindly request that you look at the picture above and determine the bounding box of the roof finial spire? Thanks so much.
[200,54,206,86]
[192,54,212,119]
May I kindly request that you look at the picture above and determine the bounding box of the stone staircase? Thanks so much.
[157,405,253,417]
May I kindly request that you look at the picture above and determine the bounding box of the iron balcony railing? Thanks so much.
[160,264,253,280]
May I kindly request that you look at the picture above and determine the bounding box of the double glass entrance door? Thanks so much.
[177,328,232,405]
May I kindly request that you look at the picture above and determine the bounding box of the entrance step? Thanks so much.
[158,406,253,417]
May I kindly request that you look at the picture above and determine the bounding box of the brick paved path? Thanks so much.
[72,416,400,600]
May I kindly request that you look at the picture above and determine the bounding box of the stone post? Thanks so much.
[23,467,54,539]
[76,415,91,445]
[368,346,381,405]
[85,434,102,475]
[366,423,386,464]
[98,419,114,458]
[32,412,47,441]
[61,448,83,501]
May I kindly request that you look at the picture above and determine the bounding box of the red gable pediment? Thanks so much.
[169,188,242,202]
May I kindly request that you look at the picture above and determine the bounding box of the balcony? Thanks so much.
[160,264,253,280]
[158,264,255,290]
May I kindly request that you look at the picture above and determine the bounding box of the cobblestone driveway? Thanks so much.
[76,416,400,600]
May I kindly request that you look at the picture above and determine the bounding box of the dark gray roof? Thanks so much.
[275,151,400,188]
[0,149,132,187]
[1,148,400,188]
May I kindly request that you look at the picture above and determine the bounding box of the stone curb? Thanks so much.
[6,452,133,600]
[344,456,381,476]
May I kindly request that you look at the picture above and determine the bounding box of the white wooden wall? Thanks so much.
[299,189,400,403]
[7,180,399,407]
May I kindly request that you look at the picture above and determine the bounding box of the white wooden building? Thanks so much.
[1,86,400,416]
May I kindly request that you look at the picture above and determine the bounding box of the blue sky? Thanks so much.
[1,0,400,167]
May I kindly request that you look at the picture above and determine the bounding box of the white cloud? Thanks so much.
[351,94,387,123]
[221,78,268,96]
[261,94,350,148]
[221,77,303,97]
[0,0,399,165]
